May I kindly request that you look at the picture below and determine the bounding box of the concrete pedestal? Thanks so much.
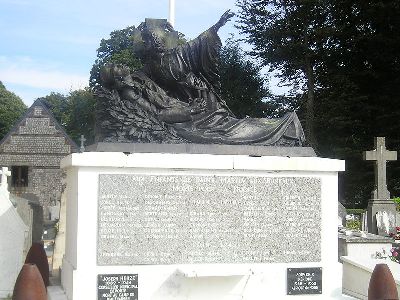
[60,152,345,300]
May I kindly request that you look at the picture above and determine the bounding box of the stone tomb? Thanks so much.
[60,151,345,299]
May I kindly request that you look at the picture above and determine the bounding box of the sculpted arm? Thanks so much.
[211,10,235,32]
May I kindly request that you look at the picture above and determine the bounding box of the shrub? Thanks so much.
[346,220,361,230]
[393,197,400,211]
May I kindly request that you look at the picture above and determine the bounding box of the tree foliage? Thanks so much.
[219,38,270,118]
[90,26,143,87]
[39,88,96,145]
[0,81,27,140]
[236,0,334,146]
[236,0,400,207]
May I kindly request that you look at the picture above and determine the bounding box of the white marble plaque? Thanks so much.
[97,175,321,265]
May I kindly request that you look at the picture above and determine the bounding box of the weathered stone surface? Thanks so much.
[97,174,321,265]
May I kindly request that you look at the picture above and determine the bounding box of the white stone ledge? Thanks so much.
[233,156,345,172]
[61,152,345,172]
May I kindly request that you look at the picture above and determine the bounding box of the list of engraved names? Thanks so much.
[97,175,321,265]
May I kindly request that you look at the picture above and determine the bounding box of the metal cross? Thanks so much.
[0,167,11,189]
[79,135,87,153]
[363,137,397,199]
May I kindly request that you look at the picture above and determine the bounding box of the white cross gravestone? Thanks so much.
[363,137,397,199]
[0,167,11,190]
[363,137,398,235]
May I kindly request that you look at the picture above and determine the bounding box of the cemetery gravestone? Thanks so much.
[363,137,398,235]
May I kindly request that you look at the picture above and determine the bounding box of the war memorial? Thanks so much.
[58,11,348,300]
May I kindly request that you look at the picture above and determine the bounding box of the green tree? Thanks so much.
[313,0,400,206]
[236,0,400,207]
[38,92,69,126]
[0,81,27,140]
[219,38,270,118]
[64,88,96,144]
[40,88,96,145]
[89,26,144,87]
[236,0,334,147]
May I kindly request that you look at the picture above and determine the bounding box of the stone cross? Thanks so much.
[79,135,86,153]
[363,137,397,199]
[0,167,11,189]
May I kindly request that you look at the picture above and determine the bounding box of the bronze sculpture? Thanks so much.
[95,11,305,146]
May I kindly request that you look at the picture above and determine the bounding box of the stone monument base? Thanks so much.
[60,151,345,299]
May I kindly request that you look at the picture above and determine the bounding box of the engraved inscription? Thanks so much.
[97,175,321,265]
[287,268,322,295]
[98,274,138,300]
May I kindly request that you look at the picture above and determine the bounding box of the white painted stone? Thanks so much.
[342,256,400,299]
[0,175,28,298]
[61,152,347,299]
[52,183,67,276]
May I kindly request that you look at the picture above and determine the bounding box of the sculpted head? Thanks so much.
[140,19,181,53]
[100,64,131,89]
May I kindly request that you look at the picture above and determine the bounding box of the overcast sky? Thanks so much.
[0,0,243,105]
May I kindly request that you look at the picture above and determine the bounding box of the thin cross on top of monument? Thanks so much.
[0,167,11,189]
[363,137,397,199]
[169,0,176,28]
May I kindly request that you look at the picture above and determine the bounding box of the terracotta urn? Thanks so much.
[25,242,50,287]
[368,263,399,300]
[12,264,47,300]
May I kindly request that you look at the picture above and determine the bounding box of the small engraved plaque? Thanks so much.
[97,274,138,300]
[98,174,321,265]
[287,268,322,295]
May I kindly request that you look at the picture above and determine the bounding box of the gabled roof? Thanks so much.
[0,99,79,152]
